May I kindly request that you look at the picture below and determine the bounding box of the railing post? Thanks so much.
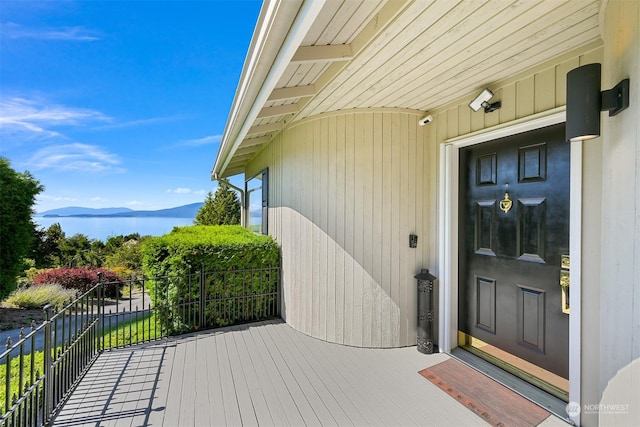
[199,265,206,329]
[43,304,54,424]
[5,337,11,414]
[277,262,282,318]
[97,272,103,352]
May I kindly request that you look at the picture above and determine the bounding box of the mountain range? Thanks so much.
[38,203,204,218]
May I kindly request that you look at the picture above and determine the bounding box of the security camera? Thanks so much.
[418,115,433,126]
[469,88,501,113]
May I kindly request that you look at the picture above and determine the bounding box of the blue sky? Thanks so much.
[1,0,261,212]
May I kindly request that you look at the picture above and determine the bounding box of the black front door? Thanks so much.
[459,123,570,379]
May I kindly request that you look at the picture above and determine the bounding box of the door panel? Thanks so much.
[459,123,569,379]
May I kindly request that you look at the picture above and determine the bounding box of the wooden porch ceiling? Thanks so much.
[214,0,601,178]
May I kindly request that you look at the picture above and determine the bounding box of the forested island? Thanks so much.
[39,203,204,218]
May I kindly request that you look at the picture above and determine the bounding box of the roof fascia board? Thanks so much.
[212,0,281,179]
[212,0,326,179]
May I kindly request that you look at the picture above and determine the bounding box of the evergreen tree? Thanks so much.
[0,157,44,298]
[31,222,66,267]
[194,181,241,225]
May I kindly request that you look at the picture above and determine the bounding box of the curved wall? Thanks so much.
[246,108,435,347]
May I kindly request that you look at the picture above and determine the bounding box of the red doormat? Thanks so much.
[419,359,551,427]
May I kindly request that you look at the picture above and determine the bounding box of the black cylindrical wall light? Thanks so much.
[566,63,630,142]
[566,63,602,142]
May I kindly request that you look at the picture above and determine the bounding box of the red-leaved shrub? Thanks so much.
[34,268,123,297]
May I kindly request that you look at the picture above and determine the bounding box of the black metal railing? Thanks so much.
[0,266,280,426]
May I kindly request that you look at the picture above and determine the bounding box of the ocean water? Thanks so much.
[33,216,195,242]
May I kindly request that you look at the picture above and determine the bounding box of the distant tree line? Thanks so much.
[29,224,147,274]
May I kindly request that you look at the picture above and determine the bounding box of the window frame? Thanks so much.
[245,168,268,235]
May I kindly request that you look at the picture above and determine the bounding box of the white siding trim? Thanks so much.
[438,143,458,352]
[444,106,567,147]
[438,109,582,410]
[569,140,583,425]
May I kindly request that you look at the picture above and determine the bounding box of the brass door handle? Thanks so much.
[560,255,570,314]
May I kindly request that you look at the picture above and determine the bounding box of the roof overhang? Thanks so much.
[212,0,326,179]
[212,0,602,179]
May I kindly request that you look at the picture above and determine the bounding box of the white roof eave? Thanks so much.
[212,0,326,179]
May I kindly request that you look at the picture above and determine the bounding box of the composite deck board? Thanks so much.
[193,333,213,427]
[250,323,319,426]
[246,324,306,426]
[133,347,161,425]
[230,328,274,426]
[109,347,153,427]
[338,344,436,426]
[373,346,453,425]
[53,320,497,426]
[262,320,339,426]
[201,331,227,427]
[363,344,453,426]
[161,335,187,427]
[143,342,174,427]
[176,337,197,427]
[239,325,290,426]
[216,330,243,426]
[331,345,420,426]
[296,327,414,426]
[223,330,259,427]
[268,321,354,426]
[274,318,376,426]
[278,320,387,426]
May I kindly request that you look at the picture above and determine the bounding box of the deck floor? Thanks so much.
[53,320,566,426]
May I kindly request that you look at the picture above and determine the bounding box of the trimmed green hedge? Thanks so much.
[142,225,280,333]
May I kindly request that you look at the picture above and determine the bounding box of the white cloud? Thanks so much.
[161,134,222,150]
[94,115,185,130]
[38,194,78,202]
[126,200,144,206]
[1,23,101,41]
[0,97,111,139]
[181,134,222,147]
[27,143,123,173]
[90,197,107,202]
[166,187,206,195]
[167,187,191,194]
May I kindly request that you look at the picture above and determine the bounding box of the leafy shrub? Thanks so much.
[4,283,78,309]
[110,265,133,281]
[143,225,279,275]
[104,238,145,275]
[142,225,280,333]
[24,265,47,283]
[33,267,123,297]
[16,264,47,288]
